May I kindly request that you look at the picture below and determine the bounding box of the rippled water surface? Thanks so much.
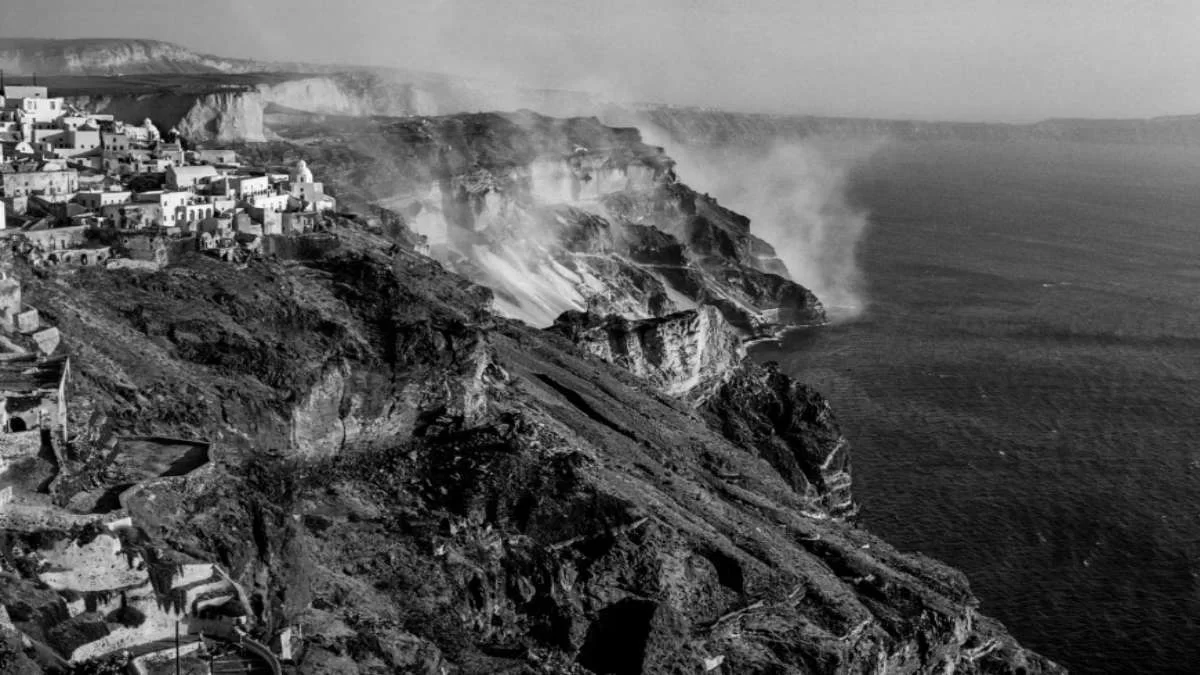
[753,141,1200,674]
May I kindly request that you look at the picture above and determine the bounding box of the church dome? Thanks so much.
[290,159,314,183]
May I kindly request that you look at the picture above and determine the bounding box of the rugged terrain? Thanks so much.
[0,37,1066,673]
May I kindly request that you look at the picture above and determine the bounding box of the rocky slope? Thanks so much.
[0,220,1061,673]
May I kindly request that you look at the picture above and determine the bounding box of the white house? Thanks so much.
[289,182,336,212]
[246,192,289,212]
[215,175,270,199]
[122,118,161,145]
[166,165,220,191]
[2,86,66,125]
[134,191,193,227]
[75,191,132,211]
[1,170,79,199]
[177,203,217,228]
[195,149,238,165]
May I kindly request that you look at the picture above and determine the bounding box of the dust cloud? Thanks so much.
[642,130,884,321]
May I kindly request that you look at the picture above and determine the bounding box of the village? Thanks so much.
[0,82,329,674]
[0,81,337,269]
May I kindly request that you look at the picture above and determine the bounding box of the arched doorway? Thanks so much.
[9,418,26,432]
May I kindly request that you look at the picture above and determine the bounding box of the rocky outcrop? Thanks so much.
[550,308,855,518]
[550,306,745,400]
[176,89,267,143]
[703,362,856,518]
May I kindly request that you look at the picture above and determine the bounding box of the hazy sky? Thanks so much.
[3,0,1199,122]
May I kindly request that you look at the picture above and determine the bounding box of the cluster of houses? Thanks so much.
[0,83,337,267]
[0,83,323,672]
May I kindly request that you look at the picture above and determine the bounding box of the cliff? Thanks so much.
[238,110,824,335]
[631,105,1200,149]
[0,38,273,75]
[548,307,854,518]
[0,223,1061,673]
[1,39,604,117]
[550,306,746,401]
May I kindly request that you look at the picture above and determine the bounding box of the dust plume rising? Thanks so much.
[649,133,883,322]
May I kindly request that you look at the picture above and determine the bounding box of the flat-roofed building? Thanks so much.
[74,191,131,211]
[2,87,66,125]
[1,169,79,199]
[195,149,238,165]
[101,131,131,153]
[166,165,220,191]
[214,175,270,199]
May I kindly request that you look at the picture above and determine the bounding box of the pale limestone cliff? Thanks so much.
[0,38,269,75]
[176,90,267,143]
[551,306,746,400]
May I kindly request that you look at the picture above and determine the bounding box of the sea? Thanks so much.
[752,140,1200,674]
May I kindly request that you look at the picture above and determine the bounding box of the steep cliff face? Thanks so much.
[258,75,410,117]
[65,87,265,143]
[0,229,1060,674]
[239,110,824,334]
[703,363,856,518]
[70,77,380,144]
[176,89,268,143]
[550,306,746,400]
[630,105,1200,149]
[0,38,272,75]
[64,69,607,144]
[548,307,854,518]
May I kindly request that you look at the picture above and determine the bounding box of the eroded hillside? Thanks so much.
[2,224,1060,673]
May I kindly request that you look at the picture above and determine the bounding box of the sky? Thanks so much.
[2,0,1199,122]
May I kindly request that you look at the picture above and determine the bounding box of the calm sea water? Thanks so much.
[753,141,1200,674]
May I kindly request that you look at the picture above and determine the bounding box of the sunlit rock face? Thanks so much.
[549,306,856,518]
[550,305,746,401]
